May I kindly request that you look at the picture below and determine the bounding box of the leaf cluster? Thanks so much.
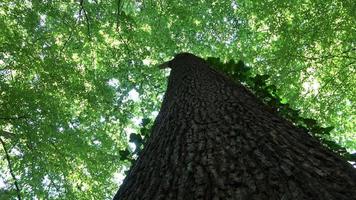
[207,57,355,162]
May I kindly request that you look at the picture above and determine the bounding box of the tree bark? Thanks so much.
[113,53,356,200]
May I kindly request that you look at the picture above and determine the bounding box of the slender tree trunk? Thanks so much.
[113,53,356,200]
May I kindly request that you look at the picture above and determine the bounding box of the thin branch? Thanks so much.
[0,130,15,139]
[0,116,27,121]
[79,0,91,40]
[116,0,122,31]
[59,13,81,55]
[0,137,21,200]
[296,47,356,61]
[59,30,74,55]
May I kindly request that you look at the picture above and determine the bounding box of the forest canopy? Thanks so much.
[0,0,355,199]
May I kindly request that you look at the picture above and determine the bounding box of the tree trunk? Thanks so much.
[113,53,356,200]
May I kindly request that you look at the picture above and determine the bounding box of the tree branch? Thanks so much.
[0,130,15,139]
[59,13,81,55]
[79,0,91,40]
[0,137,21,200]
[0,116,27,121]
[116,0,123,31]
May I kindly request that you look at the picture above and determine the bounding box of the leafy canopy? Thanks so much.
[0,0,355,199]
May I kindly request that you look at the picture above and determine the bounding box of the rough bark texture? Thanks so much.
[114,53,356,200]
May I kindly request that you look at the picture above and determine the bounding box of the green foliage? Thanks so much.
[0,0,354,199]
[207,58,353,160]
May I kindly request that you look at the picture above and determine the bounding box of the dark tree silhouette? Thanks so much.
[113,53,356,200]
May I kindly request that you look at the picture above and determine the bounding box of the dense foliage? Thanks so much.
[207,58,355,161]
[0,1,354,199]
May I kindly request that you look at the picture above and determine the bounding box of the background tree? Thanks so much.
[0,1,355,199]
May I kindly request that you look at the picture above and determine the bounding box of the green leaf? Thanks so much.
[119,150,131,160]
[129,133,144,147]
[141,118,151,127]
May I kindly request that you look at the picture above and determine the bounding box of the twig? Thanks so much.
[79,0,91,40]
[116,0,122,31]
[60,30,74,54]
[0,137,21,200]
[0,130,15,139]
[59,14,81,55]
[0,116,27,121]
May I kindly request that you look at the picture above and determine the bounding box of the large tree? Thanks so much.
[1,1,354,199]
[114,53,356,200]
